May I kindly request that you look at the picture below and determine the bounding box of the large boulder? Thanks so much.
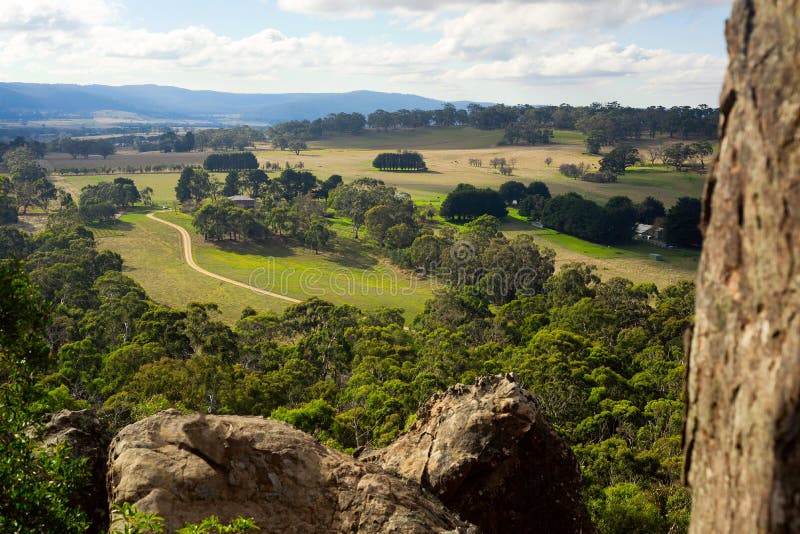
[684,0,800,532]
[360,374,594,534]
[107,409,476,533]
[42,409,111,533]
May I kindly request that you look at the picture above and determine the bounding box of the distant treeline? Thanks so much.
[263,102,718,152]
[138,126,264,152]
[54,164,185,175]
[372,151,427,171]
[203,152,259,171]
[366,102,717,142]
[267,113,367,146]
[49,137,116,159]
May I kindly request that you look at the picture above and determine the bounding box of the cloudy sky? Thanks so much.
[0,0,733,106]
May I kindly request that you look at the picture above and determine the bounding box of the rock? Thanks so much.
[360,374,594,534]
[107,409,476,533]
[42,409,111,533]
[684,1,800,532]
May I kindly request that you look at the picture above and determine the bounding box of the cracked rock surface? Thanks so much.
[360,375,594,534]
[107,410,475,533]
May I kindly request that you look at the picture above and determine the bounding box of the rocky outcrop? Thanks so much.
[684,0,800,532]
[360,375,594,534]
[42,409,111,533]
[107,410,476,533]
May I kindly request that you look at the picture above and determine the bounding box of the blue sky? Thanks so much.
[0,0,733,106]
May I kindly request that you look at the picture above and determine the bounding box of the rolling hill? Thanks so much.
[0,83,478,123]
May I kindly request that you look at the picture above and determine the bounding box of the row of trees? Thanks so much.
[362,102,718,142]
[372,151,427,171]
[136,130,195,153]
[203,152,259,171]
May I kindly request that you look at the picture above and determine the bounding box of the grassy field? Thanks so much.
[256,132,706,207]
[97,211,291,323]
[97,209,436,323]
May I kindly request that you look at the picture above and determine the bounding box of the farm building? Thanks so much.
[634,223,664,241]
[227,195,257,209]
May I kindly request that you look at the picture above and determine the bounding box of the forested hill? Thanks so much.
[0,83,469,123]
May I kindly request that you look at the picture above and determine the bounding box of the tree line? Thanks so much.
[203,152,259,171]
[51,137,116,159]
[267,113,367,149]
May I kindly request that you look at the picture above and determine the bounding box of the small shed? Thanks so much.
[227,195,257,209]
[635,223,664,241]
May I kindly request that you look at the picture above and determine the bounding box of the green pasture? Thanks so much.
[96,211,289,323]
[152,211,434,321]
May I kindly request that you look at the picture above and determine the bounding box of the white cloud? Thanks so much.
[0,0,118,30]
[0,0,729,105]
[277,0,732,21]
[450,41,727,81]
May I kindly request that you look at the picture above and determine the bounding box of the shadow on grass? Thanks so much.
[212,237,296,258]
[89,219,135,232]
[328,244,378,269]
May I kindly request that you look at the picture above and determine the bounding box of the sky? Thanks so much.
[0,0,734,107]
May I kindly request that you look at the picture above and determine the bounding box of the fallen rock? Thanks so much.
[42,409,111,533]
[107,409,476,533]
[360,374,594,534]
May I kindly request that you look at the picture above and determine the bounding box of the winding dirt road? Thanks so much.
[146,212,301,304]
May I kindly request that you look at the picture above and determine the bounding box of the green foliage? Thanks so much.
[440,183,507,221]
[203,152,259,172]
[588,483,663,534]
[176,167,214,203]
[664,197,702,248]
[110,503,259,534]
[541,193,637,245]
[599,146,641,175]
[372,151,426,171]
[0,261,89,532]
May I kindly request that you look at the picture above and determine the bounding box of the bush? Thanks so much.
[559,162,587,179]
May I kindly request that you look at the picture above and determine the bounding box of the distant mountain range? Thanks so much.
[0,83,481,124]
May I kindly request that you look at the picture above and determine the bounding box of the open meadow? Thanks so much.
[96,209,436,323]
[72,127,706,320]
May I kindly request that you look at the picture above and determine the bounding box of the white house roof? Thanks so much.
[635,223,654,234]
[228,195,254,201]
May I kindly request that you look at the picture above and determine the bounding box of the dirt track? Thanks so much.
[147,212,301,304]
